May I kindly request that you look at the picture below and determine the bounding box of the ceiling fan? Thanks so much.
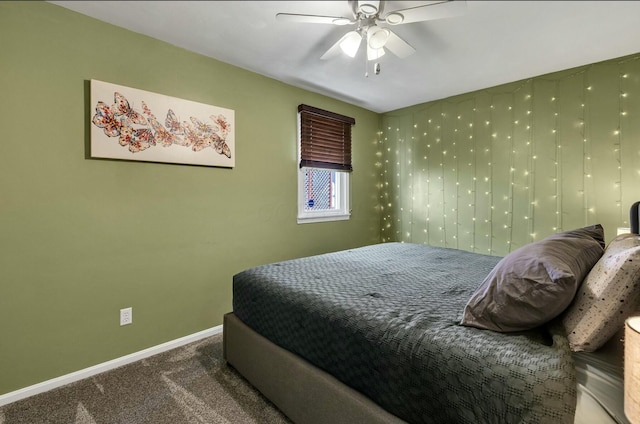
[276,1,466,62]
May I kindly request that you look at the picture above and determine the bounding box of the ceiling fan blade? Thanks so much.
[276,13,354,25]
[384,30,415,58]
[321,38,345,60]
[321,31,362,60]
[382,0,466,25]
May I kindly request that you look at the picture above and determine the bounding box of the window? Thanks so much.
[297,104,355,224]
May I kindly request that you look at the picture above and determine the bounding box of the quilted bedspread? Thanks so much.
[232,242,577,424]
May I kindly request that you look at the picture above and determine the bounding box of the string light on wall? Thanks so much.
[379,54,640,253]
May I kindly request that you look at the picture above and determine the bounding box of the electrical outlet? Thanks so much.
[120,307,132,326]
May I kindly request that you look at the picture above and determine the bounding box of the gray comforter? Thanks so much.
[233,242,576,423]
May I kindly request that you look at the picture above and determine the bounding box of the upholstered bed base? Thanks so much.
[224,312,625,424]
[223,312,405,424]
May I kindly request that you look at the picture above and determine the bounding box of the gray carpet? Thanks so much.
[0,334,292,423]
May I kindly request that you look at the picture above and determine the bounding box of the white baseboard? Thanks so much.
[0,325,223,407]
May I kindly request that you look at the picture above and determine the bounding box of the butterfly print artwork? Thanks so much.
[91,80,233,166]
[141,101,177,147]
[165,109,184,135]
[213,137,231,158]
[118,126,155,153]
[180,123,199,148]
[92,102,122,137]
[191,133,214,152]
[112,92,148,126]
[164,110,192,147]
[210,115,231,157]
[190,116,218,136]
[211,114,230,138]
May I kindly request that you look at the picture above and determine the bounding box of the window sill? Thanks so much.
[297,213,350,224]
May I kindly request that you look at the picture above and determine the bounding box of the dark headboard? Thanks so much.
[631,201,640,235]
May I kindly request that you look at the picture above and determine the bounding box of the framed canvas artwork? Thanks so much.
[90,79,235,167]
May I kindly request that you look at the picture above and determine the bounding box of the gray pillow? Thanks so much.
[461,225,605,332]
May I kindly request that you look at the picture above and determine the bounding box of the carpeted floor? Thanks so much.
[0,334,292,423]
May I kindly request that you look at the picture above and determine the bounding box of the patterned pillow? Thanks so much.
[562,233,640,352]
[461,225,605,332]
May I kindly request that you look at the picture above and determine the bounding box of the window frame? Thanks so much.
[297,167,350,224]
[296,105,354,224]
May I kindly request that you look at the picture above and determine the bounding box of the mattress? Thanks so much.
[233,242,577,423]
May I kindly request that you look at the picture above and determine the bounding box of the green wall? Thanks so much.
[0,2,381,395]
[381,54,640,256]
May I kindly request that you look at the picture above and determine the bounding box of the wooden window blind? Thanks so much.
[298,104,355,172]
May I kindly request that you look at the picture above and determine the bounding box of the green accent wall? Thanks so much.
[381,54,640,255]
[0,2,381,395]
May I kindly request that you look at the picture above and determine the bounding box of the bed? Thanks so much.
[224,208,640,423]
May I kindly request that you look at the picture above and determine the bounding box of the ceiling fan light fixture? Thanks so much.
[339,31,363,57]
[358,1,379,16]
[367,26,390,49]
[367,45,385,61]
[385,12,404,25]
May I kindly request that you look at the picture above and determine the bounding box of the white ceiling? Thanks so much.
[50,1,640,113]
